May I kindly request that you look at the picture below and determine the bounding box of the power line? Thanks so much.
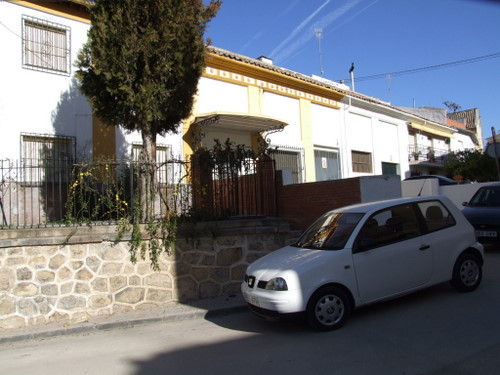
[338,52,500,82]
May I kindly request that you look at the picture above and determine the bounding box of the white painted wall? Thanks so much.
[343,108,408,179]
[311,103,342,148]
[441,183,486,209]
[196,78,248,114]
[0,2,92,160]
[346,111,373,153]
[450,132,477,152]
[360,175,402,202]
[263,92,301,147]
[402,179,488,209]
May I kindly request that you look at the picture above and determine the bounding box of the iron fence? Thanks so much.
[0,154,278,228]
[0,158,191,228]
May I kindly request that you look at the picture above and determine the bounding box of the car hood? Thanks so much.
[462,206,500,225]
[246,245,342,281]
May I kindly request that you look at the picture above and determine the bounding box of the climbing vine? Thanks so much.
[64,139,263,270]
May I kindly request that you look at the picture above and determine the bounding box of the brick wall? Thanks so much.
[277,177,362,230]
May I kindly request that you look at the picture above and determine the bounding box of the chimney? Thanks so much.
[257,56,273,65]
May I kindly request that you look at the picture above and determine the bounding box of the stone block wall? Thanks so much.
[0,218,293,330]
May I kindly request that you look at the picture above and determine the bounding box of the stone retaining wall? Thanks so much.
[0,218,293,330]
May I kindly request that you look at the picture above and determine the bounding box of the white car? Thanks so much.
[242,196,484,331]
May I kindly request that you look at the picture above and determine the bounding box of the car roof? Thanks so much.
[404,175,457,183]
[404,175,449,179]
[478,182,500,188]
[329,195,448,215]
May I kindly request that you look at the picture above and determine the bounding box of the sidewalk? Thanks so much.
[0,293,247,344]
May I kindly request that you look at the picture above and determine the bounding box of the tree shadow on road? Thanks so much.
[129,251,500,375]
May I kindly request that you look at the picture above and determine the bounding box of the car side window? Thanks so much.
[354,203,421,253]
[417,201,456,233]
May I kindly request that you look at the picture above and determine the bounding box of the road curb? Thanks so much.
[0,297,248,345]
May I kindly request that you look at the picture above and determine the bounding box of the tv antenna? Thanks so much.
[315,28,324,76]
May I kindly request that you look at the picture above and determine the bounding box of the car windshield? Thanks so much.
[294,212,364,250]
[469,186,500,207]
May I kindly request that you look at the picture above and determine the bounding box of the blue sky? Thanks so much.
[204,0,500,143]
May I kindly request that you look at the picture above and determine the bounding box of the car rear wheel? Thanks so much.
[306,286,351,331]
[451,253,482,292]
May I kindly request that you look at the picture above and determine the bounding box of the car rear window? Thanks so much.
[416,201,456,233]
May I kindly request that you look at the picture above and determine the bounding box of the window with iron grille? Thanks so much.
[132,144,171,184]
[352,150,372,173]
[269,146,303,184]
[21,134,75,185]
[22,16,71,75]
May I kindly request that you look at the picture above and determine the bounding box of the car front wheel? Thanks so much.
[451,253,482,292]
[306,286,351,331]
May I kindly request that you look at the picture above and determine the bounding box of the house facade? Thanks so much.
[1,1,481,189]
[401,106,481,176]
[186,47,412,184]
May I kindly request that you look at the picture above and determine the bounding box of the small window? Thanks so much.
[132,143,171,185]
[22,16,71,75]
[21,134,74,185]
[381,162,399,175]
[417,201,456,233]
[352,151,372,173]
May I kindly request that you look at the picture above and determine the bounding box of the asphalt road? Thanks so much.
[1,248,500,375]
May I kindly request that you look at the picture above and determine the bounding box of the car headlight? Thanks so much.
[265,277,288,291]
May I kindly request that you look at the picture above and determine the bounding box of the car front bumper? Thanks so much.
[246,302,306,323]
[241,283,309,315]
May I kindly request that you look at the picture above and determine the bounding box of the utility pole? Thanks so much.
[492,127,500,181]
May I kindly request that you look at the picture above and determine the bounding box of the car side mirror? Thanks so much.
[462,201,468,207]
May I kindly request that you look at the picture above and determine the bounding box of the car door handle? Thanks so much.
[419,244,430,250]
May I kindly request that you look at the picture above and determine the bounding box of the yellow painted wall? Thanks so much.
[248,85,263,153]
[299,99,316,182]
[92,115,116,159]
[248,85,262,115]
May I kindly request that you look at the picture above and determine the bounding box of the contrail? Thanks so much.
[239,0,299,54]
[327,0,379,35]
[281,0,300,17]
[270,0,331,59]
[271,0,361,63]
[240,30,266,53]
[271,0,374,65]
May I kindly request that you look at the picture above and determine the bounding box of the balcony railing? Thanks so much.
[408,145,448,162]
